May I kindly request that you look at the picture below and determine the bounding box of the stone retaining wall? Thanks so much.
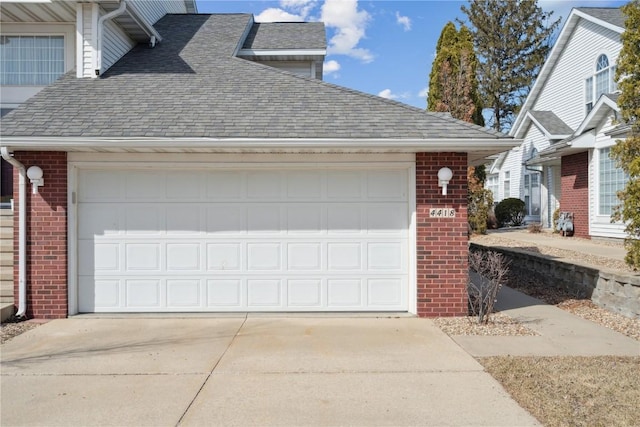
[470,243,640,319]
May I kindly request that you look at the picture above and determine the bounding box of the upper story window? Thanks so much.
[585,54,617,114]
[0,35,65,86]
[598,147,627,216]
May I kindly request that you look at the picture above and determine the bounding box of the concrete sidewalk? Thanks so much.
[1,316,540,427]
[485,228,627,262]
[454,286,640,357]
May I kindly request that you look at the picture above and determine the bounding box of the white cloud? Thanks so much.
[418,87,429,98]
[255,8,305,23]
[321,0,373,63]
[323,59,341,75]
[395,12,411,31]
[378,89,397,99]
[280,0,317,19]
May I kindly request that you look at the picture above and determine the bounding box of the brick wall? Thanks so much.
[13,152,68,319]
[416,152,468,317]
[560,152,589,238]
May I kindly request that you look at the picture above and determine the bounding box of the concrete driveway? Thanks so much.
[1,316,539,426]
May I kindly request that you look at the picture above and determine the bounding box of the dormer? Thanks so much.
[237,20,326,80]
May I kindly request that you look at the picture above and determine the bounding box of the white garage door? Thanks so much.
[77,167,410,312]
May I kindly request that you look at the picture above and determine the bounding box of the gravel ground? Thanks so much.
[1,320,40,344]
[434,312,538,336]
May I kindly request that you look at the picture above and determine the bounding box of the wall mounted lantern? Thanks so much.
[26,166,44,194]
[437,167,453,196]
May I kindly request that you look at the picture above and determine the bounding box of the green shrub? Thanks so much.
[495,198,525,227]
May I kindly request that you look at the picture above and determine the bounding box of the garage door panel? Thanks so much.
[287,171,322,199]
[126,279,161,307]
[288,279,322,306]
[207,279,242,306]
[247,204,281,233]
[206,205,245,234]
[166,205,202,235]
[367,170,407,200]
[78,204,121,237]
[287,243,322,271]
[125,172,164,200]
[247,279,282,307]
[166,243,200,271]
[125,243,161,271]
[79,170,122,202]
[368,279,404,306]
[125,205,162,235]
[207,243,241,271]
[247,171,282,199]
[247,243,282,271]
[77,167,411,313]
[167,279,201,307]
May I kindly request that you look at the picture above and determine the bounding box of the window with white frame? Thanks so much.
[503,171,510,198]
[585,54,617,114]
[487,174,499,199]
[0,35,65,86]
[599,147,627,215]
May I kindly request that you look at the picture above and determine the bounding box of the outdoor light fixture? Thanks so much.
[437,167,453,196]
[26,166,44,194]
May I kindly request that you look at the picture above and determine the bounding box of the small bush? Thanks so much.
[468,250,510,324]
[528,222,543,233]
[495,198,526,227]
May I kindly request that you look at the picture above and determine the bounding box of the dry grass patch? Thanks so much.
[480,356,640,427]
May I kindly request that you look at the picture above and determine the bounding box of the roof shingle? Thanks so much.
[1,14,508,141]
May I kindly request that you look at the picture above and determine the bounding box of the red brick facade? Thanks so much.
[415,152,469,317]
[13,152,68,319]
[560,152,589,238]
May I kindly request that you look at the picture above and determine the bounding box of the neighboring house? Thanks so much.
[0,2,518,319]
[491,7,627,239]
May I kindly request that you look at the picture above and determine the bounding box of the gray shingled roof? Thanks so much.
[0,14,507,140]
[576,7,624,28]
[529,111,573,136]
[242,22,326,50]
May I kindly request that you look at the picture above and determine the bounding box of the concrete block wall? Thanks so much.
[416,152,469,317]
[471,242,640,319]
[560,152,589,238]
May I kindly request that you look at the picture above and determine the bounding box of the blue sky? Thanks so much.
[196,0,628,109]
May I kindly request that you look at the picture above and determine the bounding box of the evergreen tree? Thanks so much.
[427,22,484,126]
[611,0,640,269]
[461,0,560,132]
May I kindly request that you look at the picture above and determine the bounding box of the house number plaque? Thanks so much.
[429,208,456,218]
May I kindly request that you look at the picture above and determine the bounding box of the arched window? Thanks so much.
[595,55,611,98]
[585,54,617,114]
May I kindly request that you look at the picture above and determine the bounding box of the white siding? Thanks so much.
[102,19,135,72]
[534,20,621,129]
[81,3,97,78]
[128,0,188,25]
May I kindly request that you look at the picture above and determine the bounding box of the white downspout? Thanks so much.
[96,0,127,76]
[1,147,27,318]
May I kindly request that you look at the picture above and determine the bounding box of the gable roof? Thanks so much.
[528,111,573,139]
[510,7,624,137]
[0,14,516,162]
[242,22,326,50]
[575,7,625,28]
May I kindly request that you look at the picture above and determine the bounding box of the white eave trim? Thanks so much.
[237,48,326,57]
[569,130,596,149]
[0,137,521,154]
[575,95,619,135]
